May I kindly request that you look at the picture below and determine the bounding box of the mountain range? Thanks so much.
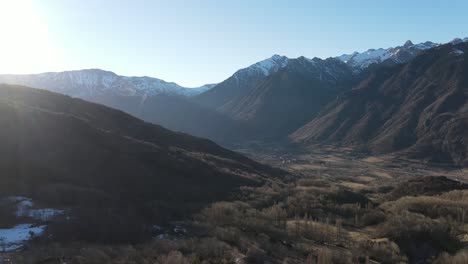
[1,38,467,165]
[1,36,468,263]
[336,40,438,71]
[0,69,214,98]
[196,56,355,138]
[292,42,468,165]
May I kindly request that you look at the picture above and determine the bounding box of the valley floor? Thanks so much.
[6,143,468,264]
[235,142,468,193]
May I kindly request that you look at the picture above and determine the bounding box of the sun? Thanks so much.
[0,0,63,74]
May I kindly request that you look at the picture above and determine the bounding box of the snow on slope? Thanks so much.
[450,49,464,56]
[335,38,468,71]
[232,39,448,82]
[11,196,64,222]
[231,54,290,81]
[336,40,438,70]
[251,54,290,75]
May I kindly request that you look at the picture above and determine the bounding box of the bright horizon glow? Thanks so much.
[0,0,66,74]
[0,0,467,87]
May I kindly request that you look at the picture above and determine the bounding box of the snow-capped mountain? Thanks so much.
[228,54,290,83]
[225,38,468,84]
[219,56,353,124]
[336,40,438,71]
[195,54,353,113]
[336,38,468,71]
[450,37,468,45]
[242,54,290,76]
[228,39,454,82]
[0,69,214,98]
[236,54,346,80]
[193,54,291,109]
[284,56,350,82]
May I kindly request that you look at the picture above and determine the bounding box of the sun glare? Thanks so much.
[0,0,63,74]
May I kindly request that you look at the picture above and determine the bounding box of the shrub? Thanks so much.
[358,210,386,226]
[245,247,268,264]
[377,211,462,262]
[316,248,333,264]
[287,220,345,244]
[433,250,468,264]
[382,195,468,223]
[197,202,246,227]
[356,238,407,264]
[193,237,229,260]
[156,250,190,264]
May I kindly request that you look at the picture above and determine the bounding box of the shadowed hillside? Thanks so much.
[292,43,468,166]
[0,84,282,215]
[220,57,355,138]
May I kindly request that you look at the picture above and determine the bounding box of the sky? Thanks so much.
[0,0,467,87]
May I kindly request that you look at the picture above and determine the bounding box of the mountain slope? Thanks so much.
[136,94,252,142]
[219,57,355,138]
[193,40,447,139]
[194,39,449,113]
[194,55,290,110]
[0,70,245,143]
[292,43,468,165]
[0,84,280,212]
[2,39,465,146]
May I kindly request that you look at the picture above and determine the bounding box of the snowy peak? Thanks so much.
[228,53,353,88]
[336,40,438,71]
[450,38,463,45]
[0,69,215,98]
[230,54,342,85]
[247,54,289,76]
[403,40,414,47]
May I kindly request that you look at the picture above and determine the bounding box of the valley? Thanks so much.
[236,142,468,191]
[7,142,468,263]
[0,36,467,263]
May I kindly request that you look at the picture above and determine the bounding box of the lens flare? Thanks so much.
[0,0,64,74]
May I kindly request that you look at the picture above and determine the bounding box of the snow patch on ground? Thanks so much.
[25,209,65,222]
[0,224,45,251]
[450,49,464,55]
[9,196,64,221]
[0,196,64,252]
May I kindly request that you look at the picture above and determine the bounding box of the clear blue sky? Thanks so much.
[0,0,467,87]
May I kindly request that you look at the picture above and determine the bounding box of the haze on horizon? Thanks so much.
[0,0,467,87]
